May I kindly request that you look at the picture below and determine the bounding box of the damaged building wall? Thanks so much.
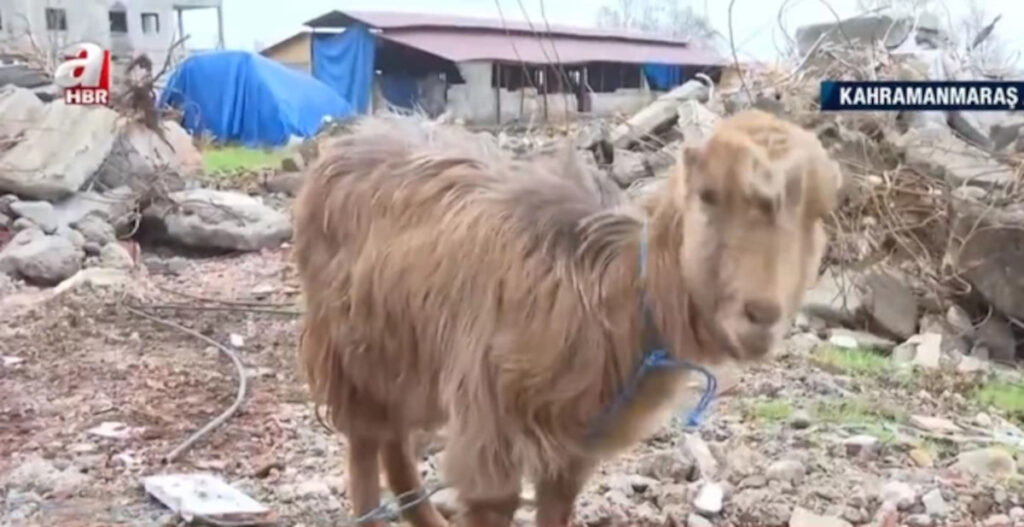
[0,0,111,57]
[446,60,656,125]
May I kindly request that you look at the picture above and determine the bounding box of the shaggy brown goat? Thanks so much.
[292,109,841,527]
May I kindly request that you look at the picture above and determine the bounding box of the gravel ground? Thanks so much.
[2,247,1023,527]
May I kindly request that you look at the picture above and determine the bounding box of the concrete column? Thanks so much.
[216,6,225,49]
[176,8,184,40]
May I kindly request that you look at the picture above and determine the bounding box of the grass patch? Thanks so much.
[744,400,794,422]
[202,145,287,173]
[811,345,891,377]
[973,379,1024,418]
[813,398,907,426]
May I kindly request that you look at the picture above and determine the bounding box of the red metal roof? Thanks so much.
[306,10,696,47]
[377,28,722,66]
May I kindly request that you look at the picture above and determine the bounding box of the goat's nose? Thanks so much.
[744,299,781,326]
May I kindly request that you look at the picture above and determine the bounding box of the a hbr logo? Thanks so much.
[53,42,111,106]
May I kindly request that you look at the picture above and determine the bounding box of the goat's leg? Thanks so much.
[380,436,449,527]
[347,434,385,527]
[534,458,595,527]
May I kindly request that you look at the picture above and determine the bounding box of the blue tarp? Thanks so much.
[158,50,355,147]
[312,24,376,113]
[378,74,418,110]
[643,64,685,91]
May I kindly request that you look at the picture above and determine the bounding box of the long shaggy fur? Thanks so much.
[292,110,839,524]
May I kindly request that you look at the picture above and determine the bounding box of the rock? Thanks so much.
[637,450,695,483]
[688,512,714,527]
[975,314,1017,363]
[802,268,863,326]
[0,212,9,228]
[683,434,719,479]
[609,149,651,187]
[0,102,120,200]
[693,482,724,515]
[0,193,18,215]
[946,305,974,336]
[829,334,860,350]
[56,224,86,251]
[83,242,102,256]
[92,121,200,192]
[827,328,896,352]
[907,333,943,369]
[909,448,934,468]
[789,409,812,430]
[958,355,989,373]
[767,459,806,484]
[265,172,303,196]
[143,189,291,252]
[972,496,996,517]
[922,488,949,517]
[975,412,994,427]
[0,85,45,139]
[1009,507,1024,521]
[951,202,1024,323]
[53,187,137,232]
[843,435,881,458]
[880,481,917,510]
[892,341,917,363]
[862,270,918,339]
[789,506,852,527]
[984,514,1012,527]
[5,455,91,496]
[0,228,83,285]
[8,201,58,235]
[910,415,961,434]
[953,448,1018,479]
[98,242,134,270]
[11,217,33,231]
[72,215,116,247]
[656,483,690,507]
[906,513,933,526]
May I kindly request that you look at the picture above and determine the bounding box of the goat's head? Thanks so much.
[676,112,840,360]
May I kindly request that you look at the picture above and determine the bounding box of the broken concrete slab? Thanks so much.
[72,214,117,247]
[951,202,1024,322]
[0,85,46,140]
[826,328,896,353]
[143,473,274,525]
[900,127,1014,188]
[676,100,719,144]
[98,242,134,271]
[0,227,83,285]
[610,79,710,149]
[0,102,120,201]
[975,314,1017,363]
[143,189,291,252]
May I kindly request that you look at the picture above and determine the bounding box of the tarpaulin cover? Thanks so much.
[643,63,684,91]
[312,24,376,113]
[158,50,354,147]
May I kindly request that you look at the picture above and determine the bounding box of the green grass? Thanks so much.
[202,145,288,173]
[744,399,794,422]
[813,398,907,426]
[811,345,891,377]
[973,379,1024,417]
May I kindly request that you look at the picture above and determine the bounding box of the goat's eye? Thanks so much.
[699,189,717,206]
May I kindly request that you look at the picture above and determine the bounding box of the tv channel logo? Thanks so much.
[53,42,111,106]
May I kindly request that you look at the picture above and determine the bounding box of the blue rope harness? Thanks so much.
[586,221,718,441]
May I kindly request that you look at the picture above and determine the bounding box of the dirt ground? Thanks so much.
[2,246,1024,527]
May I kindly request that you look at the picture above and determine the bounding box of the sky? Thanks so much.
[180,0,1024,66]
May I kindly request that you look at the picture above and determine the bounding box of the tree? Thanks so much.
[957,0,1018,76]
[596,0,720,45]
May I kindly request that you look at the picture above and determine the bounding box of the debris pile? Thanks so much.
[0,86,292,285]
